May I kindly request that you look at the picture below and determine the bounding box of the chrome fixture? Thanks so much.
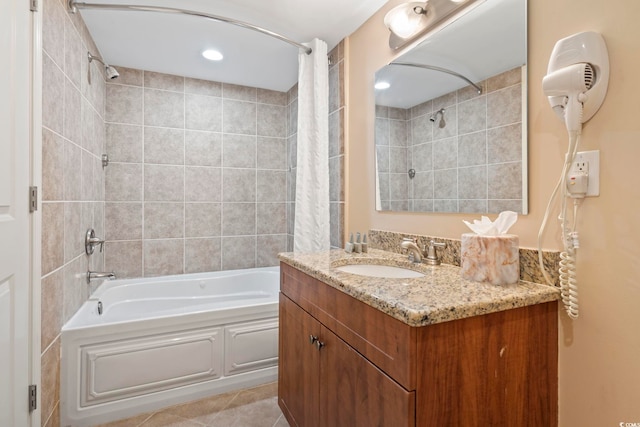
[424,240,446,265]
[430,108,446,128]
[390,62,482,94]
[87,51,119,83]
[85,228,105,255]
[97,300,103,315]
[408,168,416,179]
[400,238,423,263]
[400,238,446,265]
[384,0,485,50]
[87,271,116,284]
[69,1,312,55]
[101,154,109,168]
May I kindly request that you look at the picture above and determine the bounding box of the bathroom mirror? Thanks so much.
[374,0,527,214]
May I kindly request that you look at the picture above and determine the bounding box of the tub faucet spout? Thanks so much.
[87,271,116,284]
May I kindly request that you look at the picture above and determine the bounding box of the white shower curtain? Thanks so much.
[293,38,330,253]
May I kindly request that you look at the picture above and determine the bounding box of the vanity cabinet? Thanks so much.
[278,263,558,427]
[279,294,415,427]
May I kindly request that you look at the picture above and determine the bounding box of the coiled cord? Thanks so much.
[538,131,582,318]
[559,246,579,319]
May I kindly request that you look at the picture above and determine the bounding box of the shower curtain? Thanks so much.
[293,38,330,253]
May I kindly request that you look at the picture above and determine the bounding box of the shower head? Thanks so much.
[105,65,119,80]
[87,52,119,81]
[429,108,445,123]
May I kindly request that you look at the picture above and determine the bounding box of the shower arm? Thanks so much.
[68,1,313,55]
[390,62,482,94]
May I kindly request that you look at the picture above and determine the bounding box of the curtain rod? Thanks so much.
[68,1,313,55]
[390,62,482,94]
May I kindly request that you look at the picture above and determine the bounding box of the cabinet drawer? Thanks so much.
[281,263,416,390]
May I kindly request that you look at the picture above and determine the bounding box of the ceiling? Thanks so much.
[79,0,388,92]
[375,0,526,109]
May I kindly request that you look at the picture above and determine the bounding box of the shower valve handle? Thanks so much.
[85,228,105,255]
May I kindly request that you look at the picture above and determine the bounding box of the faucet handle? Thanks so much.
[85,228,105,255]
[425,240,446,265]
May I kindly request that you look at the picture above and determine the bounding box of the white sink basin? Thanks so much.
[335,264,424,279]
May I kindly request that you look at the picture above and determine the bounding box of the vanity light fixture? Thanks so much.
[375,81,391,90]
[384,0,484,50]
[202,49,224,61]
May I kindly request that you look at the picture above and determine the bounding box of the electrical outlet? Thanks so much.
[569,150,600,197]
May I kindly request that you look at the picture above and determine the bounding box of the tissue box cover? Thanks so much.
[461,233,519,285]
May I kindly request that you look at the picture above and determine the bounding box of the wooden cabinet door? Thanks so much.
[278,294,320,427]
[320,325,415,427]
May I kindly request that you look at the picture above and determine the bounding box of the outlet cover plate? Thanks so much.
[572,150,600,196]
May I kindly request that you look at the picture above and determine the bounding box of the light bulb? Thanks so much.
[202,49,223,61]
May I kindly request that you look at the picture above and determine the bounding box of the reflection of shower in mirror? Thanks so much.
[430,108,446,128]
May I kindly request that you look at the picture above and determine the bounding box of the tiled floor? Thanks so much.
[95,382,289,427]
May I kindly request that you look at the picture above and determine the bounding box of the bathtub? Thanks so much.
[60,266,280,427]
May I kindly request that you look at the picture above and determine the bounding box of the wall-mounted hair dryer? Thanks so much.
[542,31,609,133]
[538,31,610,320]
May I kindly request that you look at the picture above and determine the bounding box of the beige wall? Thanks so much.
[347,0,640,424]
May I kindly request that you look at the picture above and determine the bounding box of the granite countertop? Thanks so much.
[278,248,560,327]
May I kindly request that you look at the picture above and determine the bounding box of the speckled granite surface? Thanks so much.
[368,229,561,287]
[278,248,560,327]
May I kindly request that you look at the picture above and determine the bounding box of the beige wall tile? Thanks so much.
[223,134,256,168]
[144,127,184,165]
[105,163,143,201]
[222,236,256,270]
[144,89,184,128]
[106,84,143,125]
[104,241,143,279]
[105,202,142,240]
[185,94,222,132]
[41,339,60,427]
[42,53,65,134]
[185,131,222,167]
[106,123,143,163]
[185,203,221,238]
[184,238,221,274]
[144,165,184,202]
[223,100,256,135]
[144,202,184,239]
[257,235,287,267]
[144,239,184,276]
[223,83,256,101]
[185,77,221,96]
[41,269,63,351]
[42,203,64,276]
[144,71,184,92]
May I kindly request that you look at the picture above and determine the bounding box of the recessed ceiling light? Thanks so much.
[202,49,223,61]
[375,81,391,90]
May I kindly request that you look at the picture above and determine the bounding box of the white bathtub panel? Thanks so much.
[81,327,223,406]
[224,319,279,376]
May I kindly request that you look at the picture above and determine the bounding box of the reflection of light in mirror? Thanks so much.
[375,81,391,90]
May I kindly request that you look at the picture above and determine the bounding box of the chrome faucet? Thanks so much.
[400,238,423,263]
[86,271,116,284]
[400,238,447,265]
[85,228,105,255]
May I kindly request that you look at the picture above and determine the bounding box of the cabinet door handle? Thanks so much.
[309,335,318,344]
[315,340,325,351]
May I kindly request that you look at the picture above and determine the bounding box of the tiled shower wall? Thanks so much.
[103,69,289,277]
[376,66,524,213]
[41,0,107,424]
[287,41,346,249]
